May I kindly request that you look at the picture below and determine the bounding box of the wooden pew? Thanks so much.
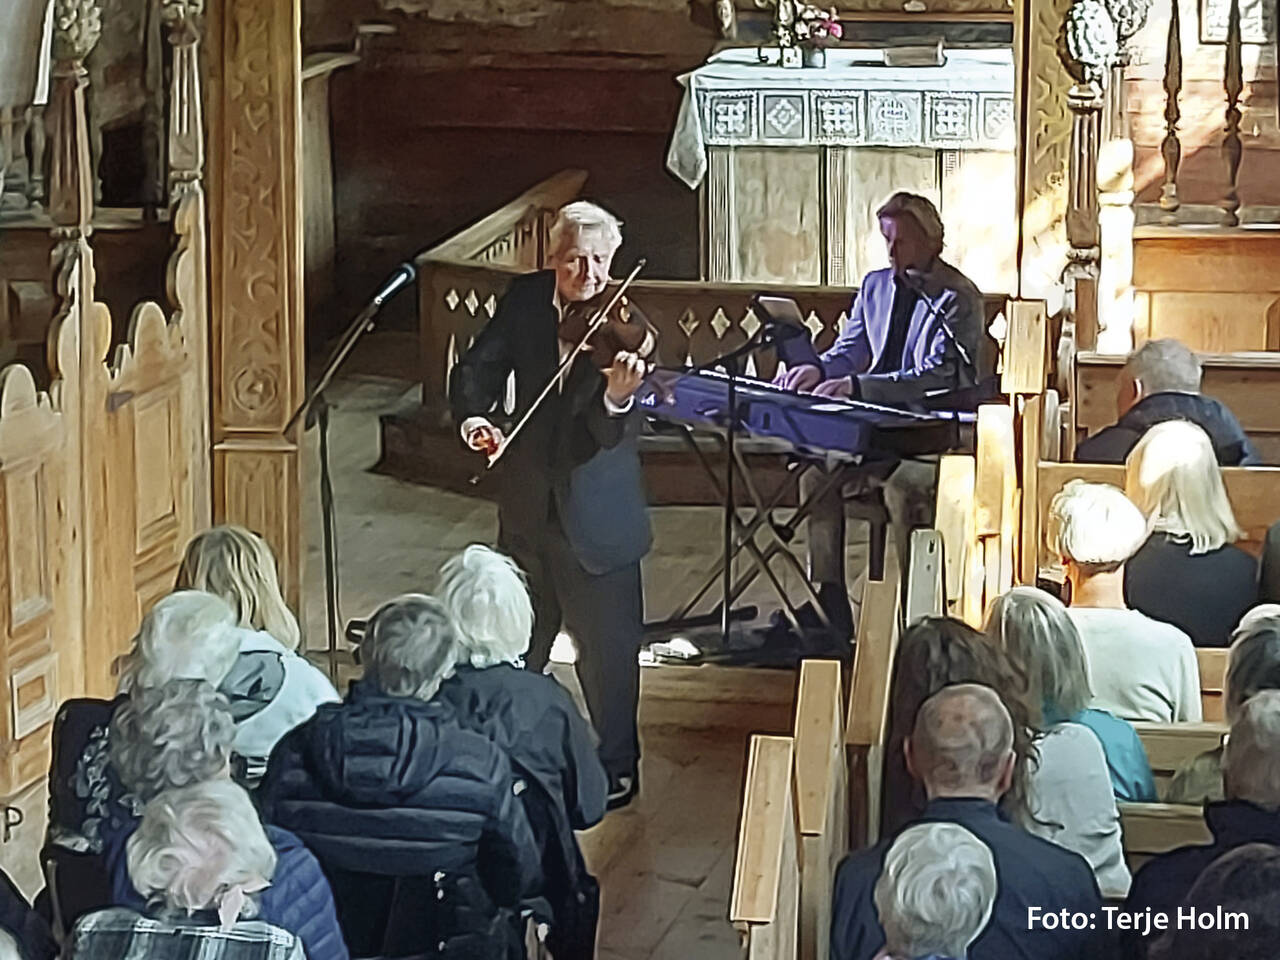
[905,529,944,627]
[846,541,902,849]
[732,734,802,960]
[1132,721,1228,797]
[792,660,847,960]
[934,454,980,624]
[1118,802,1212,871]
[1196,649,1229,723]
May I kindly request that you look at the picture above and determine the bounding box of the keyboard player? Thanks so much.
[772,191,995,637]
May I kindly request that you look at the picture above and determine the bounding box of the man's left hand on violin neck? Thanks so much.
[604,351,648,407]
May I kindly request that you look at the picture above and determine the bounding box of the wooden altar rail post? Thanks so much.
[1064,80,1103,352]
[1221,0,1244,226]
[731,734,801,960]
[1160,0,1184,222]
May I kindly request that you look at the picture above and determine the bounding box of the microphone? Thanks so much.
[898,271,972,369]
[370,262,416,307]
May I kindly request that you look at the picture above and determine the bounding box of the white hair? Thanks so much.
[178,525,301,652]
[548,200,622,259]
[1125,420,1243,554]
[438,545,532,668]
[126,780,276,919]
[1046,480,1149,571]
[1126,339,1203,397]
[1238,604,1280,634]
[110,680,235,804]
[0,930,19,960]
[985,586,1092,720]
[363,594,459,701]
[877,191,945,249]
[1224,690,1280,809]
[115,591,242,694]
[874,822,997,960]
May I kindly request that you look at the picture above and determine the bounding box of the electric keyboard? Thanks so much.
[635,367,960,460]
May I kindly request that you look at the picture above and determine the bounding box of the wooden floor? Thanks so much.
[299,370,865,958]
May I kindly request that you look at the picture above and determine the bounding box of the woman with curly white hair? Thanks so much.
[70,781,302,960]
[96,684,348,960]
[1047,479,1201,723]
[176,525,339,768]
[1124,419,1259,646]
[872,822,997,960]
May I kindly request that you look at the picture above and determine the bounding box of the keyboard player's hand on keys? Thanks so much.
[812,376,855,400]
[774,364,822,393]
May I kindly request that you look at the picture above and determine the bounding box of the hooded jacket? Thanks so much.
[257,683,539,959]
[1074,391,1260,466]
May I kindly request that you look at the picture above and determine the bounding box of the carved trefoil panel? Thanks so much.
[701,91,756,143]
[866,91,924,145]
[924,92,979,145]
[812,93,865,143]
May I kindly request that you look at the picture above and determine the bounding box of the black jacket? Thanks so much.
[1122,800,1280,959]
[1074,391,1261,466]
[439,665,608,959]
[1125,534,1258,647]
[448,270,651,574]
[831,798,1103,960]
[258,682,539,959]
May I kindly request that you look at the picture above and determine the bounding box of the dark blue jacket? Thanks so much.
[104,821,347,960]
[257,682,539,959]
[1074,391,1260,466]
[831,798,1103,960]
[1122,800,1280,959]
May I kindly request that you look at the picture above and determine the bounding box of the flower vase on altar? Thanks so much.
[772,2,841,68]
[802,45,827,68]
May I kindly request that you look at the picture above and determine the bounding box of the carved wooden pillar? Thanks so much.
[207,0,305,609]
[47,0,99,287]
[1159,0,1183,222]
[163,0,210,529]
[1220,0,1243,226]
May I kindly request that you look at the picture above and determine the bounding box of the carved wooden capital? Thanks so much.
[52,0,102,64]
[1059,0,1118,85]
[161,0,204,44]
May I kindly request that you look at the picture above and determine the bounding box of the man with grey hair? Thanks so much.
[831,684,1101,960]
[773,192,996,635]
[1075,337,1259,465]
[1123,689,1280,959]
[873,822,997,960]
[449,199,650,809]
[259,594,539,958]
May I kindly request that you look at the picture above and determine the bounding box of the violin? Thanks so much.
[560,287,659,370]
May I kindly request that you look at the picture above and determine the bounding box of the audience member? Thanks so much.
[1123,690,1280,958]
[1124,420,1258,646]
[1074,338,1259,466]
[872,822,996,960]
[881,618,1037,837]
[259,594,538,960]
[1148,843,1280,960]
[983,589,1134,898]
[1047,480,1201,722]
[177,526,340,768]
[1168,615,1280,806]
[43,592,243,925]
[69,781,305,960]
[436,545,607,959]
[1262,522,1280,603]
[831,685,1102,960]
[0,870,54,960]
[987,585,1156,801]
[102,682,347,960]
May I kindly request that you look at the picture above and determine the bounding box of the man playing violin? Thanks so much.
[450,200,649,810]
[773,192,995,635]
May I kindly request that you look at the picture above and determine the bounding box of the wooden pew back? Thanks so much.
[792,660,847,960]
[1132,721,1228,796]
[1196,649,1230,723]
[1119,802,1212,871]
[846,542,902,848]
[732,734,802,960]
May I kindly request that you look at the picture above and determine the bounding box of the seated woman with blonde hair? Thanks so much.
[1124,419,1258,646]
[177,525,339,769]
[70,780,307,960]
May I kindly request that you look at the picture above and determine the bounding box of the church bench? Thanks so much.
[1131,721,1228,796]
[732,733,802,960]
[1195,650,1229,724]
[1118,802,1212,871]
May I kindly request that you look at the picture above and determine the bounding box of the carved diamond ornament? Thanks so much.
[444,289,460,311]
[740,309,761,340]
[710,309,731,340]
[464,290,479,315]
[678,309,699,339]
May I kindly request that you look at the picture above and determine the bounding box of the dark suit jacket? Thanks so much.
[831,798,1104,960]
[1121,800,1280,959]
[448,271,651,574]
[1074,391,1261,466]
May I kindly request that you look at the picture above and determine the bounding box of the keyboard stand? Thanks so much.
[645,423,846,641]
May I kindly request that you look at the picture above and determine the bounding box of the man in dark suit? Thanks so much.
[448,201,649,809]
[1074,338,1260,466]
[831,683,1103,960]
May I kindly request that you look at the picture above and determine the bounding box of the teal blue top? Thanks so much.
[1045,705,1158,802]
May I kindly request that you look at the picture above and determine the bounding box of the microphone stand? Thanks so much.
[286,264,416,685]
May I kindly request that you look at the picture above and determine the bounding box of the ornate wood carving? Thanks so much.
[208,0,304,608]
[1160,0,1183,222]
[1221,0,1243,225]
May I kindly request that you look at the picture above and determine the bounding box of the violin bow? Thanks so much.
[474,258,647,477]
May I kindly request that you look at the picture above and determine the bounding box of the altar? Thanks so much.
[667,47,1017,293]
